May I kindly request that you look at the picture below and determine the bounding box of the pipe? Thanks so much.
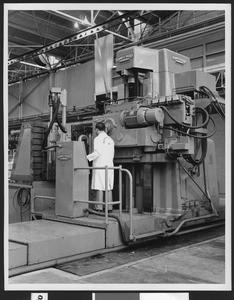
[177,158,218,216]
[122,168,134,240]
[61,89,67,142]
[105,165,108,224]
[164,213,218,237]
[202,161,218,215]
[119,165,123,219]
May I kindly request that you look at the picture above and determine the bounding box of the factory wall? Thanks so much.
[8,60,95,120]
[146,13,225,86]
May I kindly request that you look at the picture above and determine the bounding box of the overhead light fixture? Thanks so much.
[83,16,90,25]
[55,11,92,27]
[74,22,79,29]
[19,61,48,69]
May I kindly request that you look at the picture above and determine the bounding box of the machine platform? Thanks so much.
[9,211,167,276]
[9,219,105,274]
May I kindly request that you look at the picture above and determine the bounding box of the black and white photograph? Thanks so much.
[4,3,231,290]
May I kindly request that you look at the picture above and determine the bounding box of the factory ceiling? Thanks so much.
[8,10,225,85]
[8,10,176,84]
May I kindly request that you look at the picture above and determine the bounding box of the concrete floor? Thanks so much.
[8,235,225,286]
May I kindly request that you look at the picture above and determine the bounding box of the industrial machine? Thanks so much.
[8,45,225,275]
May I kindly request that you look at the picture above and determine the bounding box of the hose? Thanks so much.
[164,213,218,237]
[186,138,207,166]
[200,85,225,117]
[42,99,67,149]
[160,106,210,129]
[199,86,225,120]
[169,208,190,222]
[84,208,129,245]
[163,114,216,139]
[13,187,31,221]
[177,158,218,216]
[163,157,219,237]
[186,105,208,166]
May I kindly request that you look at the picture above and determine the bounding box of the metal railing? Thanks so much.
[74,165,134,240]
[31,165,134,241]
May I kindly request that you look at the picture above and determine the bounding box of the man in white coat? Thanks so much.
[87,122,115,211]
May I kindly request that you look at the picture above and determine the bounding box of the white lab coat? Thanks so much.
[87,132,115,190]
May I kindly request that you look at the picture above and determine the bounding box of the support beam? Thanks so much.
[9,22,60,43]
[93,10,100,23]
[117,11,136,40]
[8,25,106,66]
[53,10,132,41]
[54,10,93,26]
[104,29,132,41]
[8,11,136,67]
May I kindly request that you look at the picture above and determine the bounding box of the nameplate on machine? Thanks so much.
[57,154,71,161]
[116,53,134,63]
[172,55,187,65]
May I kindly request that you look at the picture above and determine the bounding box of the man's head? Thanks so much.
[95,122,106,135]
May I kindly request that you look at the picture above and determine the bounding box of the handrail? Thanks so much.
[74,165,133,239]
[74,165,134,240]
[32,165,134,241]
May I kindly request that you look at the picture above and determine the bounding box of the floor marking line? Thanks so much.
[73,235,225,280]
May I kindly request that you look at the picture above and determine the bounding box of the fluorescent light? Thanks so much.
[19,61,48,69]
[54,10,93,26]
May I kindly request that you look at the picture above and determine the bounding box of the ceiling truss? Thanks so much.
[8,10,225,85]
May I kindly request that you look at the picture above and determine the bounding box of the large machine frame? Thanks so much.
[8,42,225,276]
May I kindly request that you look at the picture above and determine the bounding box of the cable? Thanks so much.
[84,208,129,245]
[199,86,225,120]
[200,86,225,116]
[160,106,210,129]
[169,208,190,222]
[163,114,217,139]
[186,105,208,166]
[186,138,207,166]
[177,158,218,216]
[42,98,67,149]
[13,187,31,222]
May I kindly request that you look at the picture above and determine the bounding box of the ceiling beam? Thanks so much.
[8,11,136,67]
[52,10,132,41]
[53,10,93,26]
[18,10,78,34]
[9,44,44,48]
[93,10,100,23]
[8,22,59,42]
[116,11,136,40]
[19,61,48,69]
